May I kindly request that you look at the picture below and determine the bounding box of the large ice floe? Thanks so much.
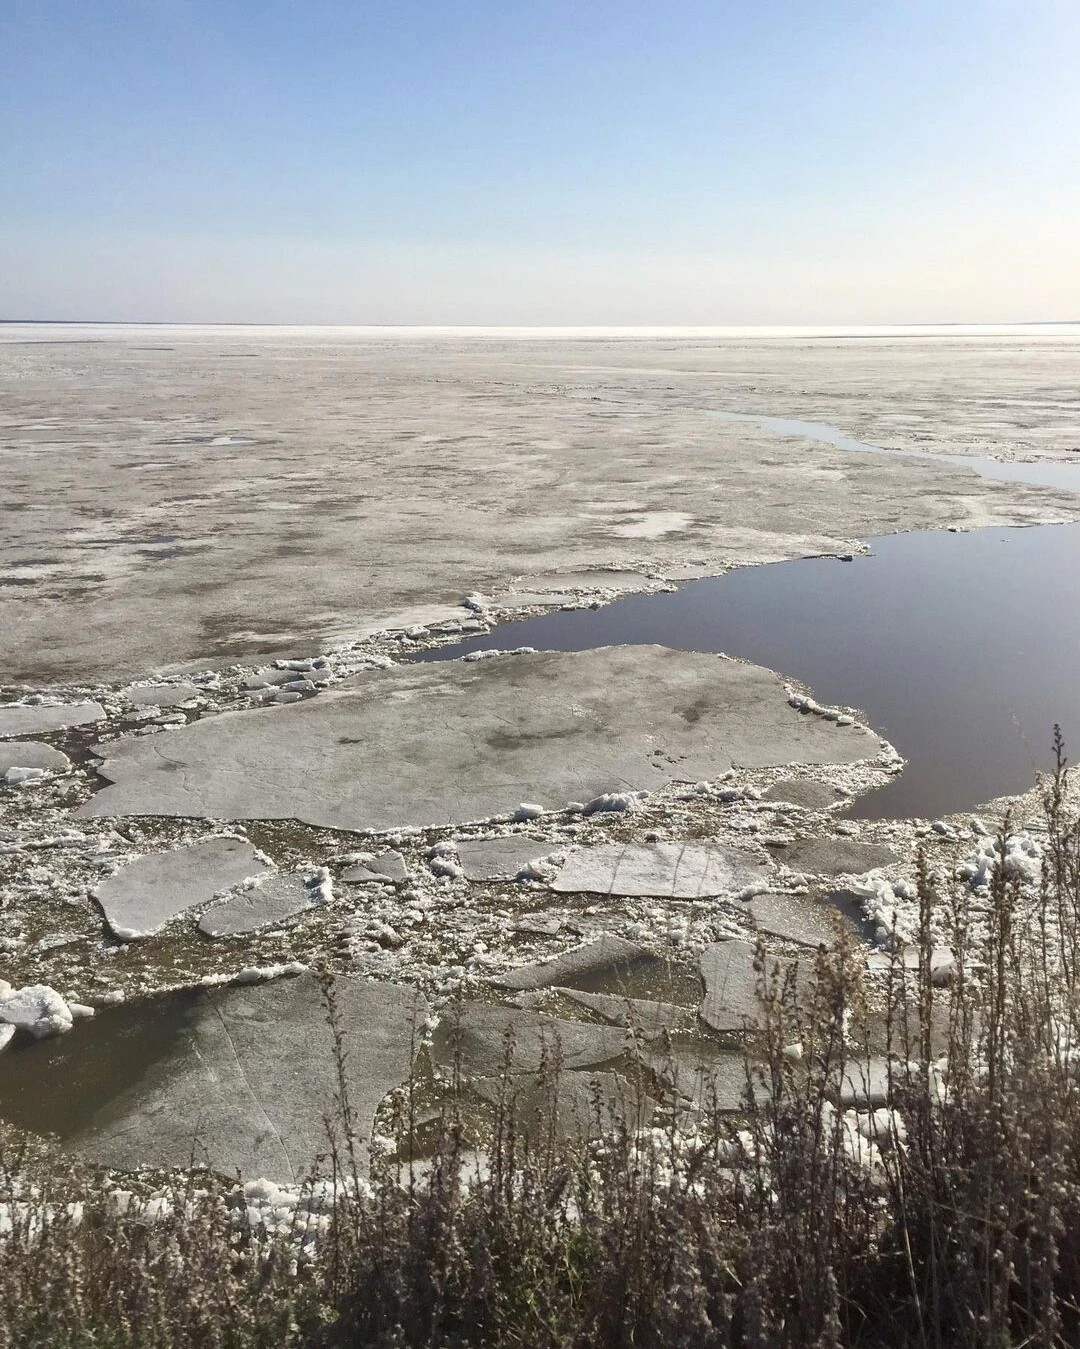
[63,974,428,1182]
[80,645,879,832]
[699,939,795,1033]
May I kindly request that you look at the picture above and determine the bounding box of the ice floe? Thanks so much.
[771,836,900,877]
[340,849,410,883]
[0,742,71,777]
[64,974,429,1181]
[0,700,105,737]
[555,988,692,1037]
[552,841,770,899]
[197,869,330,938]
[496,935,657,992]
[123,682,198,708]
[745,890,860,947]
[80,645,879,833]
[698,940,795,1033]
[455,836,561,881]
[94,836,274,940]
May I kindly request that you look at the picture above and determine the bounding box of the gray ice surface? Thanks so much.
[772,837,900,877]
[459,1063,653,1140]
[512,570,650,593]
[866,948,955,981]
[492,591,575,609]
[837,1059,895,1109]
[431,1002,629,1078]
[95,837,272,940]
[699,939,794,1033]
[455,836,557,881]
[642,1040,764,1112]
[197,873,320,937]
[124,682,198,708]
[552,841,769,898]
[495,935,655,992]
[746,891,860,947]
[556,988,693,1037]
[0,742,71,774]
[0,702,104,737]
[68,975,428,1181]
[340,850,409,883]
[80,646,878,831]
[532,1071,654,1139]
[762,779,843,809]
[511,913,566,936]
[4,327,1079,683]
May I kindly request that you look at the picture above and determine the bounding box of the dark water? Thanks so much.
[421,523,1080,820]
[0,990,201,1138]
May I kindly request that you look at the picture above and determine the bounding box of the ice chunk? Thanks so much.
[582,791,639,816]
[512,802,545,821]
[198,872,325,938]
[0,984,74,1039]
[4,767,48,786]
[124,683,197,708]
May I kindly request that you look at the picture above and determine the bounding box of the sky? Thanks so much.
[2,0,1078,324]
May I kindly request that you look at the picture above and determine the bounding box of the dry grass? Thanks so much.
[6,741,1080,1347]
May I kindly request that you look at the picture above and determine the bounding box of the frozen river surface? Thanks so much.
[3,324,1079,682]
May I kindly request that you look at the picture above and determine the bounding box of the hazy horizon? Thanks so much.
[3,321,1079,336]
[4,1,1079,325]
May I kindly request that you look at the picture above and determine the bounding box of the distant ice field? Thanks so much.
[2,321,1079,344]
[3,323,1079,681]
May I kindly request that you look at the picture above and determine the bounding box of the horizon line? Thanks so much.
[2,318,1078,330]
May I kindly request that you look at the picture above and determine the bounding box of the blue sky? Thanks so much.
[2,0,1078,322]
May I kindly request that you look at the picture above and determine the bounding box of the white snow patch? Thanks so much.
[583,791,642,816]
[231,961,308,986]
[957,832,1042,890]
[308,865,334,903]
[848,871,918,947]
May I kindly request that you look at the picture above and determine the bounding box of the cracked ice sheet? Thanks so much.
[551,841,769,898]
[66,974,429,1182]
[79,645,880,833]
